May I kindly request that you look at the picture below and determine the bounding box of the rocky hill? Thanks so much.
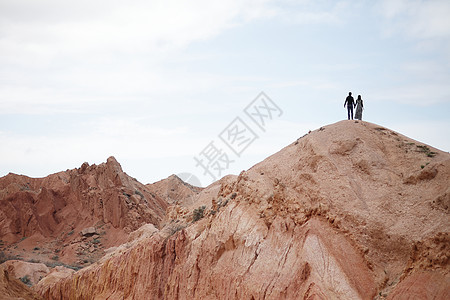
[147,174,203,205]
[0,156,169,269]
[29,120,449,299]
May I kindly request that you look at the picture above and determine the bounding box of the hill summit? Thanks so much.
[2,120,449,299]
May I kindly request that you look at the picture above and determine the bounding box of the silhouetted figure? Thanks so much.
[344,92,355,120]
[355,95,364,120]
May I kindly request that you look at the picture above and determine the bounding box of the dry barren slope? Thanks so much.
[35,121,449,299]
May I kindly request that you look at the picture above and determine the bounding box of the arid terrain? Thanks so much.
[1,120,449,299]
[0,156,170,269]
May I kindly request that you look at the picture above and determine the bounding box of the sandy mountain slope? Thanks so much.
[28,121,450,298]
[0,156,169,269]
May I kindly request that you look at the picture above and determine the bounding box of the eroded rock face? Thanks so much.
[34,211,377,299]
[0,265,42,300]
[0,156,169,265]
[33,266,75,297]
[0,260,49,286]
[17,121,450,298]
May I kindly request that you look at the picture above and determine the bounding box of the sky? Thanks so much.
[1,0,449,187]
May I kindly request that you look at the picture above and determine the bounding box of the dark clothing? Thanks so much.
[347,105,354,120]
[344,95,355,120]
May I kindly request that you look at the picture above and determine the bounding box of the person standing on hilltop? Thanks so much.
[344,92,355,120]
[355,95,364,120]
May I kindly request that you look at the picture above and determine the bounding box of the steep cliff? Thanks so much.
[29,121,450,298]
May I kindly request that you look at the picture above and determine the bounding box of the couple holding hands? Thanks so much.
[344,92,364,120]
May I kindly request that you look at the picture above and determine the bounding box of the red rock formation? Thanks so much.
[0,265,42,299]
[24,121,450,298]
[386,271,450,299]
[36,215,378,299]
[0,156,169,265]
[1,260,50,286]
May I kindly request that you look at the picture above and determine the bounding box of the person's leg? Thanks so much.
[347,108,351,120]
[350,106,354,120]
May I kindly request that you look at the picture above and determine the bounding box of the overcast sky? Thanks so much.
[1,0,449,187]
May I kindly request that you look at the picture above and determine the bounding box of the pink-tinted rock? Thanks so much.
[0,265,42,299]
[0,156,169,264]
[8,121,450,299]
[0,260,49,286]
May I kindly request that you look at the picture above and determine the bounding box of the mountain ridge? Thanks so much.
[0,156,169,268]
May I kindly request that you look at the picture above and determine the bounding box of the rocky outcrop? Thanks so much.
[33,266,75,297]
[0,265,42,299]
[35,212,377,299]
[0,156,169,265]
[80,227,97,237]
[23,121,450,298]
[1,260,50,286]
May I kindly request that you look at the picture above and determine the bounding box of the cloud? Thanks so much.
[371,1,450,106]
[0,0,372,115]
[0,0,275,55]
[0,0,277,114]
[378,0,450,39]
[270,0,350,25]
